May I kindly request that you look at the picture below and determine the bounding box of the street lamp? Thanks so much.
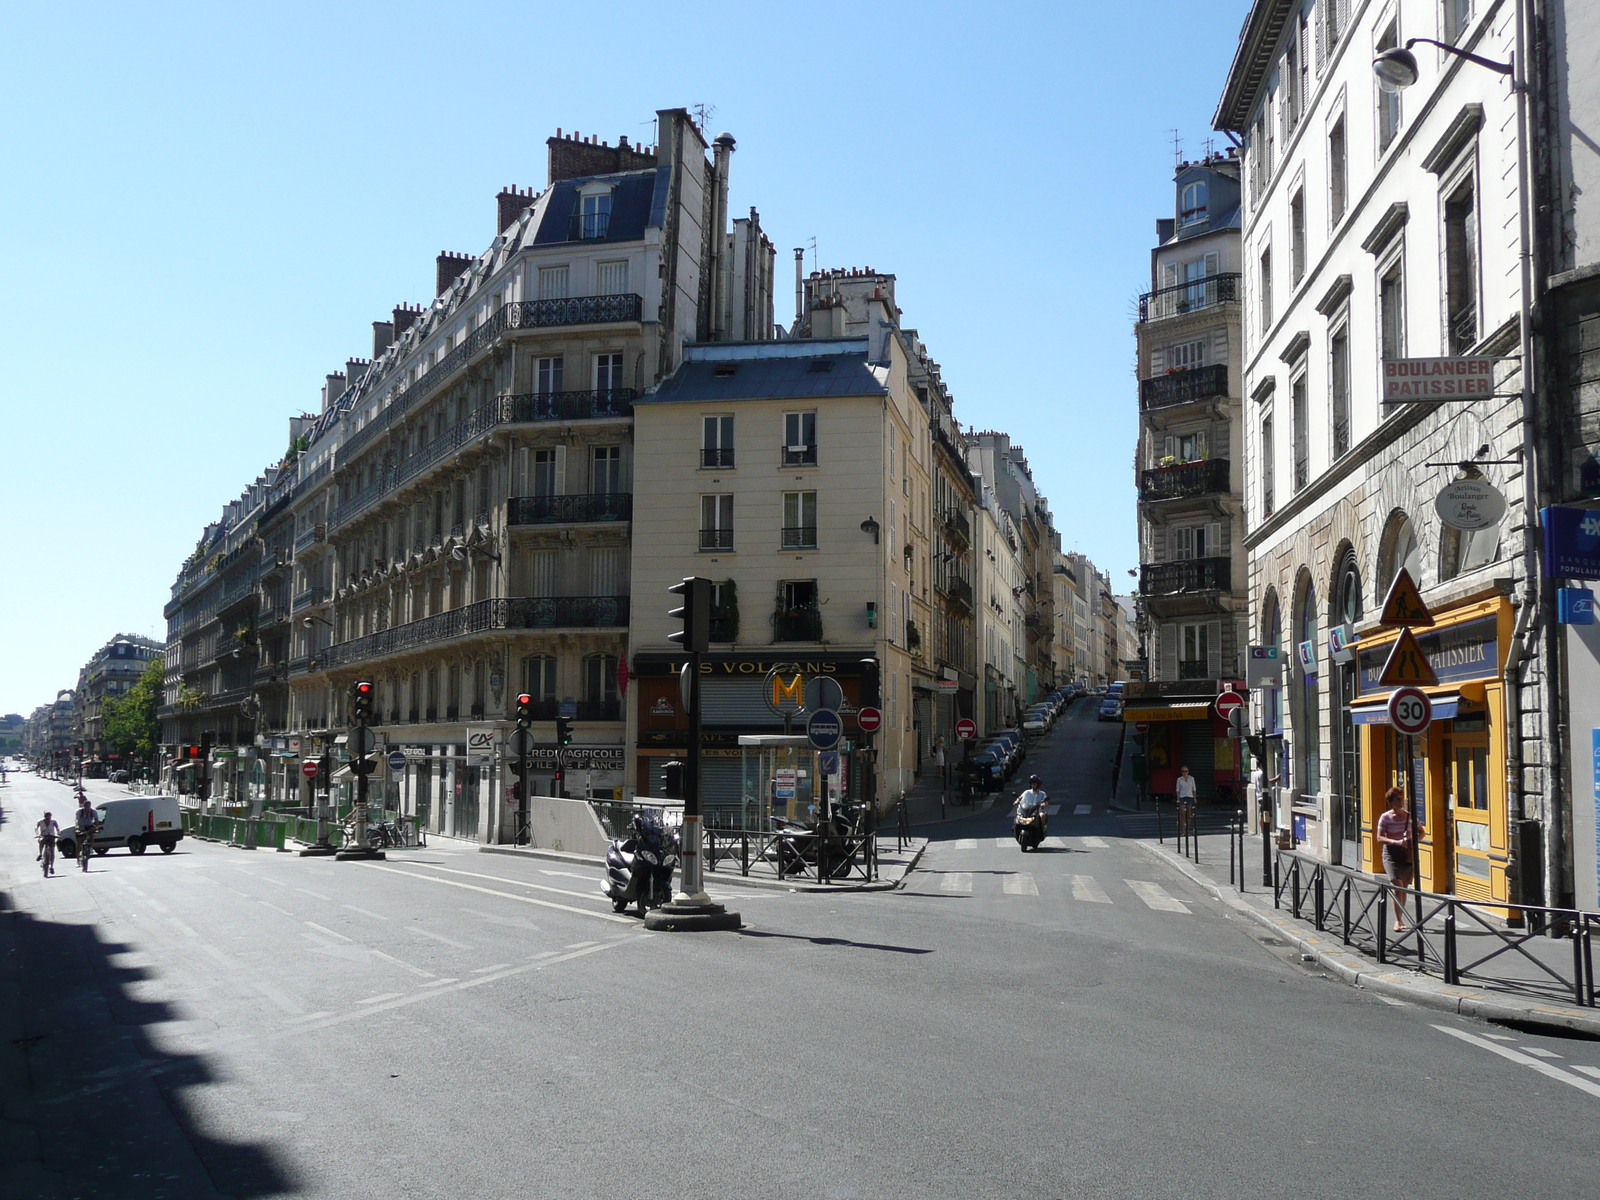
[1372,38,1514,93]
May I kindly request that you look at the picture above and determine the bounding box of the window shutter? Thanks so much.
[1164,435,1176,460]
[1205,521,1222,558]
[1195,431,1209,460]
[1164,262,1179,289]
[528,550,557,598]
[1207,620,1222,677]
[1160,624,1179,680]
[553,445,567,495]
[1203,251,1220,277]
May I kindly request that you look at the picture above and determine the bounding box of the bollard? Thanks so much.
[1444,909,1459,985]
[1342,884,1352,946]
[1314,871,1325,932]
[1575,922,1587,1007]
[1291,859,1302,920]
[1377,892,1389,964]
[741,831,749,877]
[1584,920,1596,1007]
[1157,801,1164,844]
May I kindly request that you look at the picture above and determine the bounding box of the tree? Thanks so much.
[103,656,165,768]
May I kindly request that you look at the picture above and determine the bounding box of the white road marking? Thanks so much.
[565,941,599,949]
[293,887,331,899]
[342,904,389,921]
[1572,1065,1600,1079]
[470,963,512,974]
[392,861,613,903]
[166,918,199,938]
[407,926,474,949]
[1002,872,1039,896]
[1520,1046,1563,1058]
[1043,837,1070,850]
[253,982,304,1015]
[952,839,977,850]
[1074,804,1092,815]
[200,944,243,970]
[304,921,353,942]
[540,870,599,882]
[1071,875,1112,904]
[996,838,1015,849]
[940,872,973,893]
[416,978,459,988]
[355,993,405,1005]
[1081,836,1109,849]
[369,949,434,978]
[259,901,296,918]
[1125,880,1191,913]
[362,863,634,924]
[1433,1025,1600,1099]
[1045,805,1061,816]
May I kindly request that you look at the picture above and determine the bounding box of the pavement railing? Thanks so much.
[1273,849,1597,1008]
[703,826,880,884]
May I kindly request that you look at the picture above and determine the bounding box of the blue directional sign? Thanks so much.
[387,750,407,772]
[819,752,840,775]
[807,708,842,751]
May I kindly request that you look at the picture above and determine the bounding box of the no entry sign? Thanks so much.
[856,706,882,733]
[301,760,319,779]
[1387,686,1433,736]
[1215,691,1245,720]
[955,717,977,740]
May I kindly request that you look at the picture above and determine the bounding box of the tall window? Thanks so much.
[782,491,818,548]
[1443,0,1473,43]
[1297,583,1321,799]
[594,353,624,392]
[1260,402,1277,519]
[1330,324,1351,458]
[1290,188,1307,284]
[1168,339,1207,370]
[1291,367,1309,491]
[595,259,629,295]
[529,449,556,497]
[1328,117,1348,226]
[1379,253,1406,366]
[1284,29,1303,134]
[783,411,817,466]
[591,446,621,495]
[1377,20,1403,152]
[1180,180,1208,226]
[702,415,734,468]
[1333,555,1363,854]
[700,494,733,550]
[580,192,611,239]
[537,265,569,300]
[1444,169,1479,353]
[589,547,620,596]
[1259,247,1274,332]
[523,655,556,702]
[537,356,564,395]
[583,654,619,716]
[1319,0,1349,66]
[1180,622,1212,679]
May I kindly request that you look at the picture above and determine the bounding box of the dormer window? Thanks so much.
[580,188,612,239]
[1180,181,1208,226]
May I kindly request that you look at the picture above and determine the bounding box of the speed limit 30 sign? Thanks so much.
[1387,686,1433,736]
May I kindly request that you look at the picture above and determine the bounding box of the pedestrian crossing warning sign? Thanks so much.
[1376,627,1440,688]
[1378,568,1434,628]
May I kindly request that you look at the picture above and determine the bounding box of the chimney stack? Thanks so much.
[322,372,346,413]
[794,248,805,326]
[436,252,474,296]
[709,132,735,341]
[392,303,422,338]
[372,321,395,358]
[345,358,371,390]
[496,186,536,234]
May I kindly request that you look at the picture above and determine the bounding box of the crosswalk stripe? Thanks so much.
[1002,872,1039,896]
[1572,1065,1600,1079]
[1074,804,1092,815]
[1080,836,1109,849]
[1125,880,1190,913]
[1043,836,1069,850]
[1044,805,1061,816]
[996,837,1014,849]
[952,838,977,850]
[1071,875,1112,903]
[939,872,972,893]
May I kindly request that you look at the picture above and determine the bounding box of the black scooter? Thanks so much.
[602,811,679,917]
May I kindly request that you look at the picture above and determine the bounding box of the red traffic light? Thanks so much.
[355,681,373,696]
[517,693,532,706]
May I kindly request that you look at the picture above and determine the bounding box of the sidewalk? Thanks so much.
[896,771,1004,829]
[1128,822,1600,1036]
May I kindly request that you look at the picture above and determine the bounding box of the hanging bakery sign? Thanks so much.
[1382,356,1498,402]
[1434,478,1507,531]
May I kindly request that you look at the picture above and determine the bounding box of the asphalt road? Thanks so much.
[3,704,1596,1200]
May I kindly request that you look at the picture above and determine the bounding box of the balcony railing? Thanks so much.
[1139,364,1230,410]
[782,444,818,467]
[1138,273,1240,322]
[506,294,642,329]
[701,447,735,469]
[508,493,633,525]
[941,575,974,609]
[575,699,622,721]
[505,388,635,423]
[319,596,630,668]
[294,524,326,553]
[772,607,823,642]
[943,507,971,546]
[1139,556,1232,596]
[699,528,733,550]
[1139,458,1231,502]
[780,526,817,549]
[292,586,327,612]
[1178,659,1212,680]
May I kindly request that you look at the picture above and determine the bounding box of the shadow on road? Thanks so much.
[0,890,298,1198]
[738,930,933,955]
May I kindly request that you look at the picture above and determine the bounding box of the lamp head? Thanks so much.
[1373,46,1419,91]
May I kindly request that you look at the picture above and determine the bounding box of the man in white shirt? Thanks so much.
[36,811,59,861]
[1015,775,1049,830]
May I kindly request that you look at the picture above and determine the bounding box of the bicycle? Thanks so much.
[77,827,96,872]
[39,837,55,877]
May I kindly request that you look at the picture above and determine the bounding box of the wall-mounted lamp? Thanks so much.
[302,615,333,629]
[866,601,877,629]
[860,516,881,544]
[1373,38,1514,92]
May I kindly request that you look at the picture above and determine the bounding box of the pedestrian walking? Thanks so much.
[1376,785,1424,930]
[1175,764,1197,832]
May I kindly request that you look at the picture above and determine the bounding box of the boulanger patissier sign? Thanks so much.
[1382,357,1496,402]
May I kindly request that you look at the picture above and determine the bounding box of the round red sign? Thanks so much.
[857,706,883,733]
[955,717,977,740]
[1133,722,1149,734]
[1387,686,1433,736]
[301,760,319,779]
[1215,691,1245,719]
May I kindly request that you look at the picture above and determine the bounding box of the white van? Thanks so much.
[57,796,184,858]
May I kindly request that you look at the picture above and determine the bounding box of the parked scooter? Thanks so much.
[602,810,679,917]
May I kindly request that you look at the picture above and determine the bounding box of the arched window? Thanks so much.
[1331,549,1363,860]
[1377,511,1422,596]
[1441,519,1500,581]
[1181,180,1208,225]
[1295,576,1321,799]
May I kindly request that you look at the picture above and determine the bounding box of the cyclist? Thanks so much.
[73,794,100,871]
[36,811,60,875]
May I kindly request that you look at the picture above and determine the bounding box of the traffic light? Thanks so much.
[667,576,712,654]
[510,780,523,802]
[555,716,573,746]
[515,693,534,725]
[661,758,684,800]
[351,680,374,725]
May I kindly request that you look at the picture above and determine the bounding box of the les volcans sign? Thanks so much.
[1382,357,1498,402]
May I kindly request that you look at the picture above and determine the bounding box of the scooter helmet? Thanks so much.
[1028,775,1042,787]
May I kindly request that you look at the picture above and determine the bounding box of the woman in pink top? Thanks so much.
[1375,785,1424,930]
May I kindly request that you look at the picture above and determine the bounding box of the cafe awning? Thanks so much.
[1351,692,1462,725]
[1123,702,1212,722]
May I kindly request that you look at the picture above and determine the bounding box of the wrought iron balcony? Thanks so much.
[1178,659,1211,680]
[1139,556,1231,596]
[943,507,971,546]
[780,525,817,549]
[508,492,633,525]
[504,388,635,423]
[1139,458,1231,502]
[505,294,642,329]
[1138,273,1239,322]
[294,524,326,553]
[701,447,735,469]
[319,596,630,668]
[1139,364,1230,410]
[942,575,974,610]
[772,607,823,643]
[292,586,328,612]
[699,528,733,551]
[781,444,818,467]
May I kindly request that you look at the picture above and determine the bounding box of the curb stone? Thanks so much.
[1134,839,1600,1038]
[480,840,926,893]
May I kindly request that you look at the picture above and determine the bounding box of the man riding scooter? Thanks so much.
[1014,775,1048,851]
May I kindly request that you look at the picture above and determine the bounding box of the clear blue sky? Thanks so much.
[0,0,1249,716]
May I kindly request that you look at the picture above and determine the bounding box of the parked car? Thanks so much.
[1022,714,1049,735]
[988,732,1025,773]
[57,796,184,858]
[966,750,1005,790]
[1097,697,1124,722]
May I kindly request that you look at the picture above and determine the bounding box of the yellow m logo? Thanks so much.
[770,674,804,708]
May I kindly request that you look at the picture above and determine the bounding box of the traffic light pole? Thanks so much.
[518,744,530,844]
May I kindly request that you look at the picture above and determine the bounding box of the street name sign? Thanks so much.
[1382,356,1497,402]
[1388,687,1433,736]
[1378,568,1434,628]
